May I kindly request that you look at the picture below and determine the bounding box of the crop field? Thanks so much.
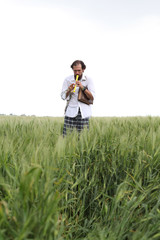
[0,115,160,239]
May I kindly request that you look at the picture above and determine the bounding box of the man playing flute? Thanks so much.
[61,60,95,136]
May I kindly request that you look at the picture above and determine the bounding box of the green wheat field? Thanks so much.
[0,115,160,240]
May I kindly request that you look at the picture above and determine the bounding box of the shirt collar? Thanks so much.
[81,74,87,81]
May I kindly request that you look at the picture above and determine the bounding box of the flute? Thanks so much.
[73,75,79,92]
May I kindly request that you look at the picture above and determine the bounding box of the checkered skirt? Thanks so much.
[63,109,89,136]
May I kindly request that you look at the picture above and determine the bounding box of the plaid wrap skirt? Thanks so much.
[63,108,89,136]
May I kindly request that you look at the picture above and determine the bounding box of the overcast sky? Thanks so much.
[0,0,160,117]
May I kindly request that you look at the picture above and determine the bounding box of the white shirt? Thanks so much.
[61,74,95,119]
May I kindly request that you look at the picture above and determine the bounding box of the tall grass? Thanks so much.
[0,115,160,239]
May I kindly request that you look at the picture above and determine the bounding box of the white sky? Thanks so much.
[0,0,160,117]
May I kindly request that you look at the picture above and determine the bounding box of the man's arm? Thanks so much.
[81,87,94,100]
[76,78,95,100]
[66,83,75,98]
[61,78,75,100]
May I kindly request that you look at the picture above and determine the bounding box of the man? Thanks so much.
[61,60,95,136]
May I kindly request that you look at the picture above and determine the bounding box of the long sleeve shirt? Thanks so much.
[61,74,95,119]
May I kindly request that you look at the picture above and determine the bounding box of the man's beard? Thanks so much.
[74,74,82,80]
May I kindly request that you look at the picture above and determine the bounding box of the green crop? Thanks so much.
[0,115,160,239]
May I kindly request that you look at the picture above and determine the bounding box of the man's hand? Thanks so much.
[76,81,83,89]
[68,83,75,92]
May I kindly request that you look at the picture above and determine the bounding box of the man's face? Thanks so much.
[73,64,84,79]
